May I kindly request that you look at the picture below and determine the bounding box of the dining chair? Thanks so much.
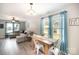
[33,39,43,55]
[48,39,61,55]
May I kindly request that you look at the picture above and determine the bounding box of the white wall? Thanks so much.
[66,4,79,55]
[25,16,40,34]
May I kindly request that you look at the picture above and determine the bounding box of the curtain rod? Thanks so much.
[41,11,67,19]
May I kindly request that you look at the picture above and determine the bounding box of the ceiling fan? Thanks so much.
[11,17,19,22]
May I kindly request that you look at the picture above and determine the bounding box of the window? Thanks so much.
[51,14,61,41]
[43,17,49,37]
[6,23,13,33]
[40,11,68,54]
[6,22,20,34]
[14,23,20,31]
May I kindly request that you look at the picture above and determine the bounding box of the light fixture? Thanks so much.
[26,3,37,16]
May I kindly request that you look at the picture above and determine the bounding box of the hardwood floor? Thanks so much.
[0,38,35,55]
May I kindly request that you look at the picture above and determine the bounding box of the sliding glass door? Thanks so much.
[14,23,20,32]
[6,22,13,34]
[5,22,20,38]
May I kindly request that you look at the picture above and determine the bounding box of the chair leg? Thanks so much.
[36,48,39,55]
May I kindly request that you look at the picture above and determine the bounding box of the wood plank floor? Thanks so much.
[0,38,35,55]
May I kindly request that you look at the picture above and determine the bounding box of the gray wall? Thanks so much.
[0,20,6,38]
[20,21,26,32]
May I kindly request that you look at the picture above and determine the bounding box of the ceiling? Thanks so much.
[0,3,69,21]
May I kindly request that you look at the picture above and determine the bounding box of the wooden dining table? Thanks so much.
[32,34,53,55]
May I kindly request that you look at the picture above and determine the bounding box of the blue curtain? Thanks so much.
[60,11,68,54]
[40,18,44,35]
[48,16,52,38]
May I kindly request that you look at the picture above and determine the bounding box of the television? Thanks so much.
[0,24,4,28]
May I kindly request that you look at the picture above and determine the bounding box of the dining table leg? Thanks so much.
[44,44,49,55]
